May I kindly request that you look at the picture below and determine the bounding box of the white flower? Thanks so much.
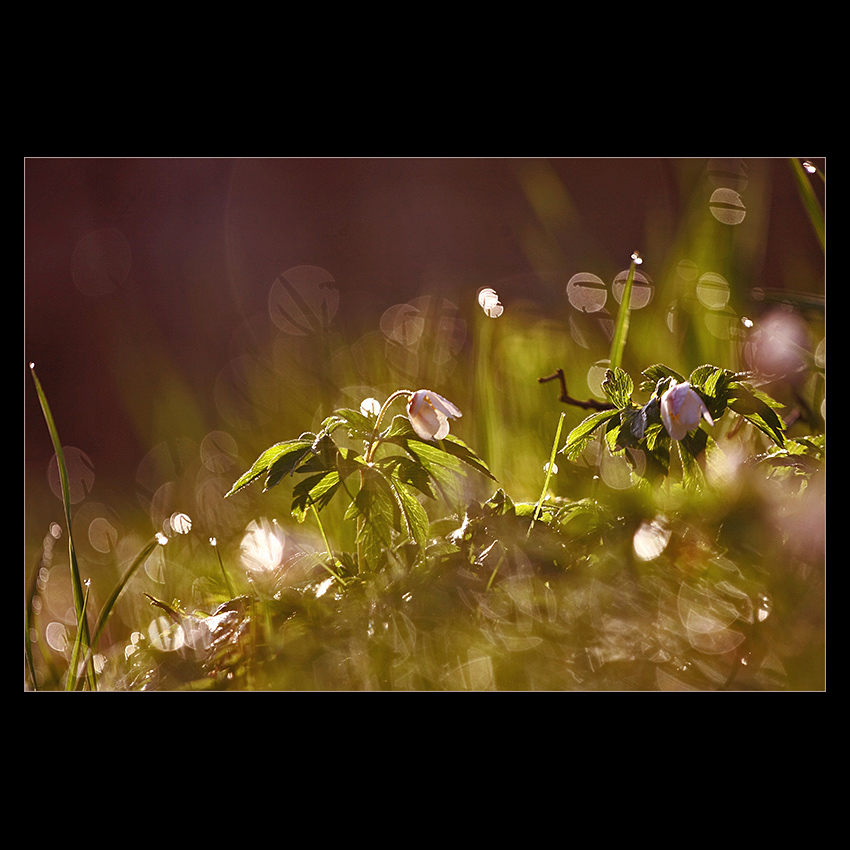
[660,380,714,441]
[407,390,462,440]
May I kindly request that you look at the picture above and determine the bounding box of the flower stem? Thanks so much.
[311,504,347,584]
[365,389,411,464]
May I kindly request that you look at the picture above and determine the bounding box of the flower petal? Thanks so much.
[407,389,461,440]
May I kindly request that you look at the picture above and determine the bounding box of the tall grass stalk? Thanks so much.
[788,158,825,252]
[91,536,160,650]
[528,411,565,536]
[29,363,96,691]
[66,581,91,691]
[608,257,638,371]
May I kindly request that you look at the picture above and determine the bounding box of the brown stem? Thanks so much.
[538,368,615,411]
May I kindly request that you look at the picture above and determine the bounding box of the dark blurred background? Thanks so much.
[24,157,824,530]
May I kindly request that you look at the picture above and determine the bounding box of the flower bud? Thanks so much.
[660,380,714,441]
[407,390,462,440]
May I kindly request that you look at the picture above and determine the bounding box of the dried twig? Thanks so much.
[538,368,615,411]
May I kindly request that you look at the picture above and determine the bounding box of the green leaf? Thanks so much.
[383,415,496,482]
[687,365,736,420]
[639,364,685,394]
[602,367,634,409]
[321,408,375,440]
[386,474,430,547]
[375,455,435,500]
[348,469,396,570]
[561,409,620,461]
[677,439,706,491]
[727,382,786,446]
[290,470,341,522]
[225,437,315,497]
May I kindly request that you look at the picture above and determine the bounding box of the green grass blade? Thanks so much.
[529,412,565,535]
[29,363,96,690]
[66,580,91,691]
[609,258,638,370]
[788,158,825,252]
[91,536,160,650]
[24,567,38,690]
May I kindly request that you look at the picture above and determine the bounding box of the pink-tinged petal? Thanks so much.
[660,380,714,441]
[407,389,461,440]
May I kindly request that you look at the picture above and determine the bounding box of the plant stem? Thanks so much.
[311,504,347,584]
[538,368,614,411]
[609,257,638,371]
[529,412,565,536]
[365,389,412,464]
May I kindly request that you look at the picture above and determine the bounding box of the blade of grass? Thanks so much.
[24,567,38,690]
[609,256,639,371]
[29,363,96,690]
[788,158,825,252]
[528,411,565,536]
[66,580,91,691]
[91,536,160,650]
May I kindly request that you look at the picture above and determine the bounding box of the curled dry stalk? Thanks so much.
[538,368,615,412]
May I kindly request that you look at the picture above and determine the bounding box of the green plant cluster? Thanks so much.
[562,363,788,489]
[225,403,494,577]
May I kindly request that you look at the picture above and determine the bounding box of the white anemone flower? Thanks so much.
[407,390,462,440]
[660,380,715,441]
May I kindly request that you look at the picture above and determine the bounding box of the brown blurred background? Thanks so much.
[24,157,824,519]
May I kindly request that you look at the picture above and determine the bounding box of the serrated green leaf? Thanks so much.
[383,414,496,482]
[602,367,634,409]
[351,469,395,569]
[225,437,316,498]
[561,409,620,461]
[290,470,341,522]
[677,439,706,490]
[387,475,430,547]
[727,382,786,446]
[321,408,375,440]
[639,364,685,394]
[375,455,435,499]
